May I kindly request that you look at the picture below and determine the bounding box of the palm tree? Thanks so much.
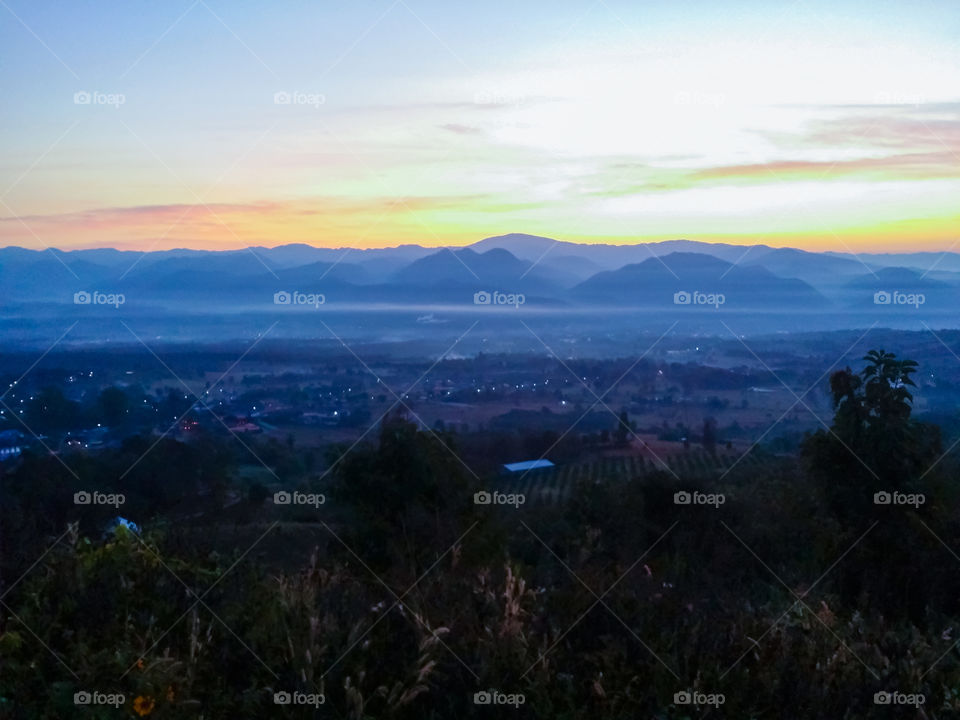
[806,349,939,511]
[861,349,917,425]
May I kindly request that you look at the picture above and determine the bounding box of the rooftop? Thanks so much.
[503,459,555,472]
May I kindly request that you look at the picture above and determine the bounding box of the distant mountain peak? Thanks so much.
[476,246,523,260]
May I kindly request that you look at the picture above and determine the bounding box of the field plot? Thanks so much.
[503,450,777,504]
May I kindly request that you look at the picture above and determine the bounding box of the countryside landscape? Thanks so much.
[2,1,959,718]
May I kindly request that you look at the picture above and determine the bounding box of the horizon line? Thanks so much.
[3,234,959,257]
[9,234,704,254]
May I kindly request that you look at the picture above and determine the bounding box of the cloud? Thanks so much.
[807,115,960,150]
[439,123,483,135]
[692,151,960,182]
[0,195,495,250]
[754,109,960,153]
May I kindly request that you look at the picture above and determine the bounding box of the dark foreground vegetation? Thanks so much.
[1,351,959,718]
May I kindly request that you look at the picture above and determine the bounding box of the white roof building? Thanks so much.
[503,459,554,472]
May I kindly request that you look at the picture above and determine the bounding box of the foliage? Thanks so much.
[1,351,959,718]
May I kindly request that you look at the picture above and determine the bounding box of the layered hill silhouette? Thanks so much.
[2,235,958,314]
[571,253,830,309]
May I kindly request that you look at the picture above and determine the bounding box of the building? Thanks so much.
[502,459,554,473]
[0,429,23,460]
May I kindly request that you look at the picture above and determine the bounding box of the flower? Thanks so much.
[133,695,155,716]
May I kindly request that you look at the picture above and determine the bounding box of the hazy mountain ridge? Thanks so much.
[2,236,958,312]
[570,253,831,309]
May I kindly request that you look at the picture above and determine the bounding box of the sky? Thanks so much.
[0,0,958,253]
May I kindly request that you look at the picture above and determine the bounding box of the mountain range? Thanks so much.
[1,233,958,313]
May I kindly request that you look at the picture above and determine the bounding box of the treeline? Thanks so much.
[1,352,959,718]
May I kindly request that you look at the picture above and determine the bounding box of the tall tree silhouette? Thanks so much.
[803,350,943,618]
[804,350,940,517]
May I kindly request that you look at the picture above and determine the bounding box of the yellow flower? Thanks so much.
[133,695,155,716]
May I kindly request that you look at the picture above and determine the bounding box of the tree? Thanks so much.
[614,410,629,446]
[332,410,471,569]
[702,417,717,455]
[26,387,81,432]
[802,350,943,617]
[97,386,129,426]
[807,350,939,494]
